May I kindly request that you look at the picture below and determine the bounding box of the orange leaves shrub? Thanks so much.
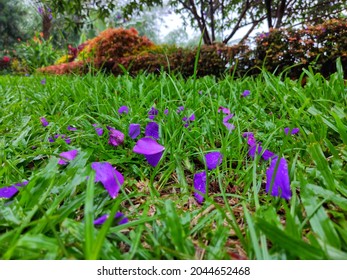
[80,27,154,61]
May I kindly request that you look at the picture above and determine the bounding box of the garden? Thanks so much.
[1,1,347,260]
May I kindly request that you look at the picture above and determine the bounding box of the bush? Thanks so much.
[78,27,154,61]
[38,19,347,79]
[16,32,61,73]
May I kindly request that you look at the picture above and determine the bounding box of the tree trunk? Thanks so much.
[42,12,52,40]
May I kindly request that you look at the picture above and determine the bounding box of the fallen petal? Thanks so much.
[91,162,124,199]
[145,122,159,139]
[40,117,49,127]
[133,137,165,155]
[118,105,129,114]
[194,171,207,204]
[266,157,291,200]
[129,123,141,139]
[108,127,124,146]
[58,149,78,165]
[205,152,223,170]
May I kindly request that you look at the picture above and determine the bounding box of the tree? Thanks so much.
[122,0,347,44]
[264,0,347,30]
[0,0,31,49]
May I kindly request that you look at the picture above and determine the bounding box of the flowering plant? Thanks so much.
[16,32,60,72]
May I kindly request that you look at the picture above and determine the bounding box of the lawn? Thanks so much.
[0,66,347,260]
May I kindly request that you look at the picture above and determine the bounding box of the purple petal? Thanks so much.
[291,128,300,134]
[94,212,128,226]
[93,214,108,225]
[218,106,231,115]
[133,137,165,155]
[194,171,207,204]
[40,117,49,127]
[0,181,28,199]
[205,152,223,170]
[92,124,104,136]
[242,132,254,139]
[91,162,124,199]
[223,114,234,123]
[223,122,235,131]
[108,127,124,146]
[164,108,169,115]
[242,90,250,97]
[58,149,78,165]
[129,123,141,139]
[266,157,292,200]
[118,105,129,115]
[144,152,163,167]
[67,125,77,131]
[262,149,276,160]
[145,122,159,139]
[189,113,195,121]
[48,137,54,142]
[177,106,184,113]
[284,127,300,135]
[0,186,19,199]
[115,212,128,225]
[41,78,46,85]
[148,107,158,120]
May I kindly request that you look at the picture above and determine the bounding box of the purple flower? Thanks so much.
[218,106,231,115]
[284,127,300,135]
[58,149,78,165]
[205,152,223,170]
[50,134,71,144]
[242,90,251,97]
[94,212,128,226]
[148,107,158,120]
[145,122,159,139]
[243,133,275,160]
[107,127,124,146]
[177,106,184,113]
[222,114,235,131]
[129,123,141,139]
[41,78,46,85]
[118,105,129,115]
[266,157,291,200]
[198,90,203,95]
[133,137,165,167]
[67,125,77,131]
[183,114,195,127]
[38,7,44,15]
[0,181,28,199]
[194,171,207,204]
[91,162,124,199]
[164,108,169,115]
[93,124,104,136]
[40,117,49,127]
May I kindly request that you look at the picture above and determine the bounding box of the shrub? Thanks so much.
[38,19,347,79]
[78,27,154,61]
[16,32,60,73]
[253,18,347,78]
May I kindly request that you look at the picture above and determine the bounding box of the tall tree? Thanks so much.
[264,0,347,30]
[0,0,30,49]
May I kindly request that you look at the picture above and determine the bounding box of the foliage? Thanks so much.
[1,68,347,259]
[78,27,154,62]
[38,19,347,79]
[252,18,347,78]
[15,32,61,73]
[0,0,32,49]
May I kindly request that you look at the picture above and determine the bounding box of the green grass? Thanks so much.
[0,66,347,260]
